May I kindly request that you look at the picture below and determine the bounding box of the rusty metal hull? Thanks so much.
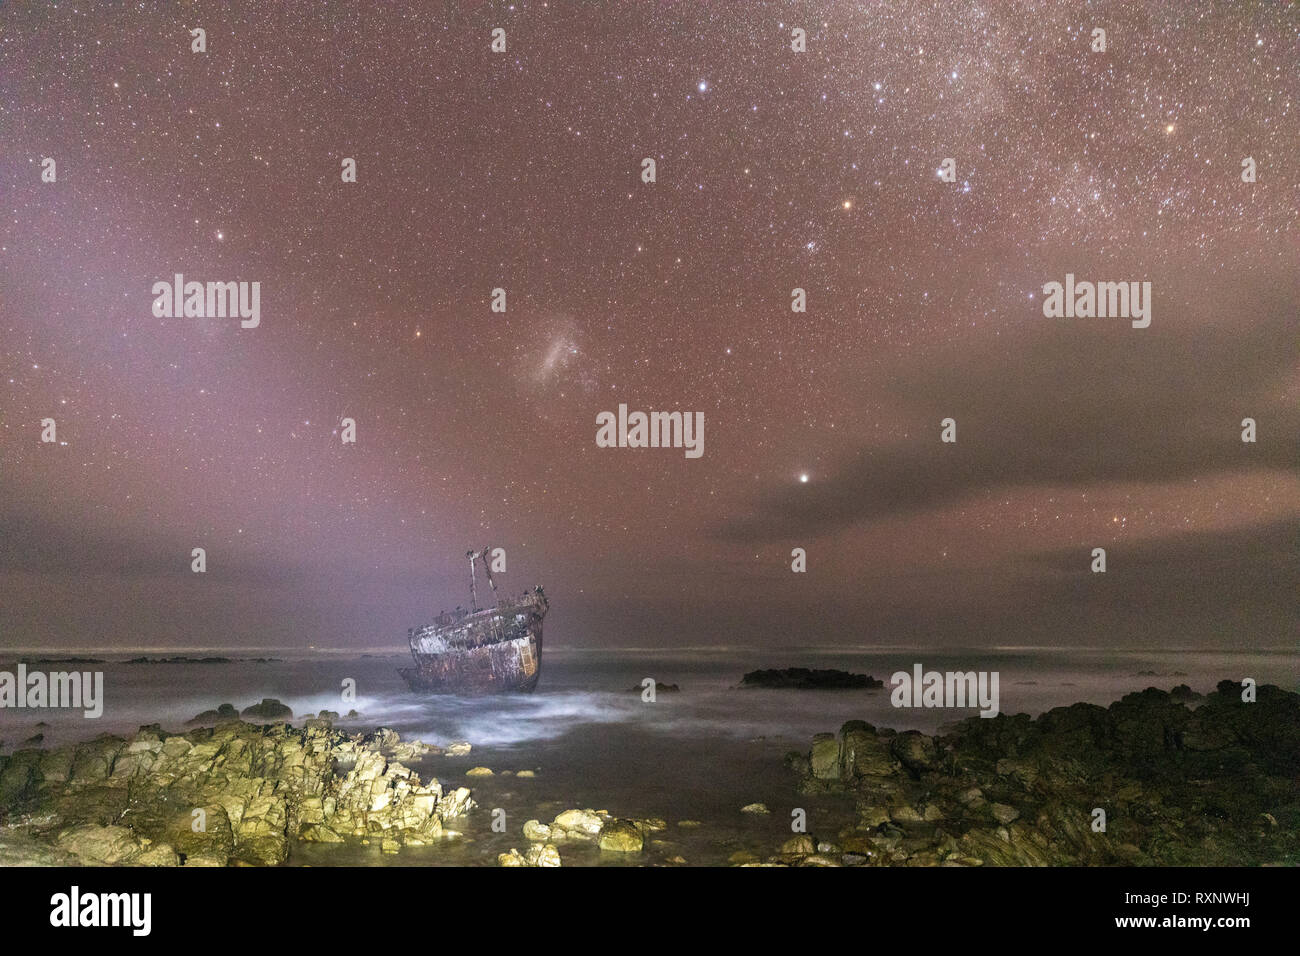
[399,592,547,694]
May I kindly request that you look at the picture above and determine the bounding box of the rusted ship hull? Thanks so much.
[399,588,547,694]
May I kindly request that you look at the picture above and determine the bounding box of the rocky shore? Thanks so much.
[0,718,469,865]
[780,680,1299,866]
[2,679,1294,867]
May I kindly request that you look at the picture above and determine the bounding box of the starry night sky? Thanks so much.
[1,1,1297,650]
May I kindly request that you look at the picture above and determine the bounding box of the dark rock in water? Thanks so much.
[186,703,239,725]
[740,668,883,690]
[627,681,680,693]
[126,656,282,664]
[344,709,361,719]
[239,699,293,721]
[789,680,1300,866]
[16,657,105,665]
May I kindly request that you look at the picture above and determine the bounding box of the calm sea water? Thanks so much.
[3,646,1295,865]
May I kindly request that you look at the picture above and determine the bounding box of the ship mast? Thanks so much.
[466,545,498,613]
[466,549,479,612]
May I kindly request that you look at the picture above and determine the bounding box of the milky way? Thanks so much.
[1,1,1296,649]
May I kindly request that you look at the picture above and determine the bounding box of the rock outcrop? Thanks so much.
[785,681,1300,866]
[0,720,471,866]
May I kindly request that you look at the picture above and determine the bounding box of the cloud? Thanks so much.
[719,277,1299,543]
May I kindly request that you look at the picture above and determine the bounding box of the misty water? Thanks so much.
[3,646,1294,865]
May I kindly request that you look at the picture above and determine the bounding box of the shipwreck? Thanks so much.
[399,548,548,694]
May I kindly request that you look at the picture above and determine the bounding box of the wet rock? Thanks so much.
[810,733,841,780]
[466,767,493,777]
[792,679,1300,866]
[841,720,897,777]
[437,787,474,818]
[523,819,551,841]
[990,803,1020,825]
[740,803,770,815]
[239,699,293,721]
[56,824,143,865]
[445,741,472,756]
[187,704,239,725]
[0,720,473,866]
[528,843,562,866]
[598,819,644,852]
[781,835,815,855]
[890,731,939,774]
[552,808,605,838]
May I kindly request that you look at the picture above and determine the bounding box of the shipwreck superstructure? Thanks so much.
[398,548,548,694]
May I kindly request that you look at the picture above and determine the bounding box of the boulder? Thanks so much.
[239,699,293,721]
[598,819,644,852]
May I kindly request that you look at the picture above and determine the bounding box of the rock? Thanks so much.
[365,727,401,750]
[553,808,604,837]
[523,820,551,841]
[810,733,841,780]
[990,803,1020,824]
[740,803,770,815]
[792,678,1300,866]
[466,766,493,777]
[527,843,562,866]
[500,844,561,867]
[0,719,477,867]
[444,741,472,756]
[437,787,474,818]
[239,699,293,721]
[677,820,703,828]
[890,731,939,774]
[740,668,883,690]
[598,819,644,853]
[187,703,239,724]
[56,825,143,865]
[781,835,815,855]
[515,770,536,778]
[841,720,897,777]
